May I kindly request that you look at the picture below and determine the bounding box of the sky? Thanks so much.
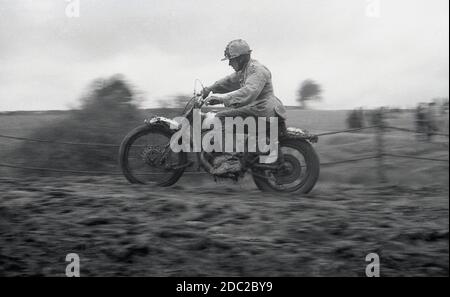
[0,0,448,111]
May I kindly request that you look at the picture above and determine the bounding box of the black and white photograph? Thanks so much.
[0,0,448,282]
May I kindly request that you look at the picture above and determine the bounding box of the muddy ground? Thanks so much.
[0,175,448,277]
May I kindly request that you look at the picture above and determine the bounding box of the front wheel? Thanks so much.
[252,140,320,193]
[119,124,188,186]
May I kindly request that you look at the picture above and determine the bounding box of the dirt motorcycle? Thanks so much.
[118,85,320,193]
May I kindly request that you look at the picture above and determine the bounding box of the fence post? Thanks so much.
[375,108,386,183]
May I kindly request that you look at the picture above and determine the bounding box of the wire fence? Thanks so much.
[0,133,120,147]
[0,122,448,177]
[315,125,382,137]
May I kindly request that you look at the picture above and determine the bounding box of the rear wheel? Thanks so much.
[252,140,320,193]
[119,124,188,186]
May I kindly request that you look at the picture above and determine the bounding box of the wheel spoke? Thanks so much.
[122,126,186,185]
[253,142,313,192]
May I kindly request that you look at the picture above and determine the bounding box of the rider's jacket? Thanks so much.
[209,59,287,120]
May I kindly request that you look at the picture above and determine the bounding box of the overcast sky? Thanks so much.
[0,0,448,110]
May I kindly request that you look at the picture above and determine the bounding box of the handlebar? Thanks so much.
[181,79,218,117]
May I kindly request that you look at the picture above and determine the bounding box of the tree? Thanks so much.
[297,79,323,109]
[80,74,137,112]
[12,74,145,174]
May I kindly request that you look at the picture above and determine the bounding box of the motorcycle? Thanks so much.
[118,84,320,193]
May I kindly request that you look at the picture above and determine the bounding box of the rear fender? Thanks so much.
[283,127,319,143]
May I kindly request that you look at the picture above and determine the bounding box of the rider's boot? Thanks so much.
[211,154,242,176]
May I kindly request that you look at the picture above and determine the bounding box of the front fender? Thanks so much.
[144,116,181,130]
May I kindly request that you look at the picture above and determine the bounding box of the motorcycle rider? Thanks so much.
[203,39,287,175]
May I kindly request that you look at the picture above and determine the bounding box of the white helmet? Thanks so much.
[221,39,252,61]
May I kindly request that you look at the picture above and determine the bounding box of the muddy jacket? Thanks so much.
[209,59,287,120]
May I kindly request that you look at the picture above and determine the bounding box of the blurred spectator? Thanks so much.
[442,99,449,115]
[426,102,438,141]
[415,103,427,140]
[369,107,386,127]
[346,107,365,129]
[415,101,444,141]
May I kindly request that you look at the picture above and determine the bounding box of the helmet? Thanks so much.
[221,39,252,61]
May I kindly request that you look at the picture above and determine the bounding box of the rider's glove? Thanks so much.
[202,87,212,99]
[205,93,228,106]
